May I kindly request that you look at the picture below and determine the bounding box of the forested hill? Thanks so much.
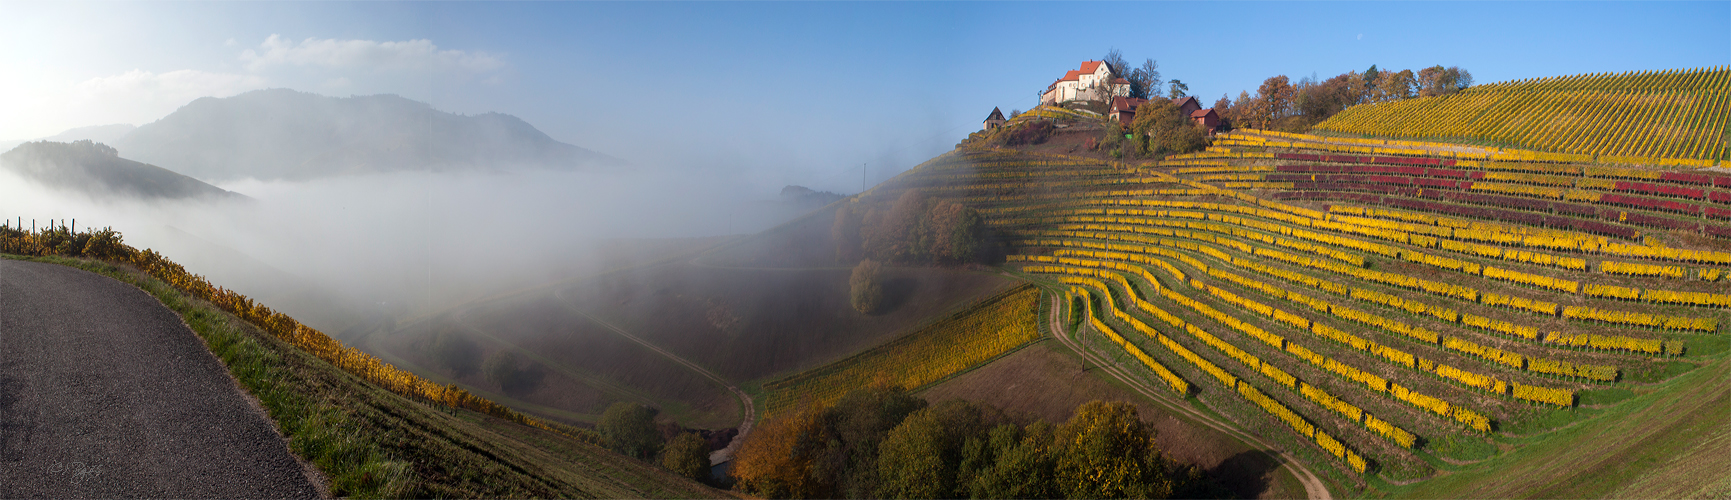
[114,89,622,182]
[1,140,244,201]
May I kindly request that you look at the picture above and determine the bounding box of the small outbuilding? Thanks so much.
[1109,96,1149,127]
[983,107,1007,130]
[1190,108,1220,134]
[1173,96,1202,117]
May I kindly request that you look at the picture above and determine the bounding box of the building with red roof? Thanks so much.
[1041,61,1132,105]
[1190,108,1220,133]
[1109,96,1149,127]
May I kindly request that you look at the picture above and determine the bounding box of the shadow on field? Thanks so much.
[1210,449,1280,499]
[876,276,918,313]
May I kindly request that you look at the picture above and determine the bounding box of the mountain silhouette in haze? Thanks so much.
[1,140,245,201]
[114,89,621,182]
[0,124,138,153]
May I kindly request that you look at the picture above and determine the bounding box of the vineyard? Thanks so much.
[759,284,1042,415]
[844,112,1731,493]
[1314,66,1731,162]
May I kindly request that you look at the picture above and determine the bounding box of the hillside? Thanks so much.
[114,89,621,181]
[1314,66,1731,163]
[1,229,732,498]
[860,106,1730,496]
[1,140,244,201]
[368,206,1017,430]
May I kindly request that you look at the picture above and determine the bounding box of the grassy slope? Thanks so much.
[7,254,731,499]
[1384,350,1730,499]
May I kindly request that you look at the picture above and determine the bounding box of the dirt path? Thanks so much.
[0,259,321,498]
[1045,293,1333,500]
[553,288,756,465]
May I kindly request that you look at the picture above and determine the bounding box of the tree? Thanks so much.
[850,259,885,314]
[968,422,1059,499]
[662,432,713,482]
[876,400,995,499]
[732,403,836,499]
[927,201,982,262]
[1103,48,1130,84]
[1134,59,1163,100]
[1362,64,1381,101]
[598,402,664,460]
[1213,94,1235,130]
[1418,65,1474,97]
[1257,75,1296,129]
[826,385,928,498]
[481,350,544,396]
[862,189,929,261]
[1131,97,1208,156]
[1167,79,1189,99]
[1053,401,1180,499]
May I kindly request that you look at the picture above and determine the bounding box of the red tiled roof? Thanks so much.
[1191,108,1218,118]
[1111,96,1149,112]
[1079,61,1105,73]
[1174,96,1199,109]
[1059,70,1083,82]
[1111,78,1130,85]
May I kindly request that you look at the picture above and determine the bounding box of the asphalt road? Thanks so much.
[0,259,320,498]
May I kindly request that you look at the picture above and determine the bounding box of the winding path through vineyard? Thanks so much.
[0,259,320,498]
[1046,293,1334,500]
[552,287,756,465]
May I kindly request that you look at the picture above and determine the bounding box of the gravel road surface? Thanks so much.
[1,259,320,498]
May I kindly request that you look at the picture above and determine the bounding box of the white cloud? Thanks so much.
[240,34,505,73]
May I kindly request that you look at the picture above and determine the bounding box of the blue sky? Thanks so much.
[3,1,1726,192]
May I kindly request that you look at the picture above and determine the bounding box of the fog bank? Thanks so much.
[1,166,820,334]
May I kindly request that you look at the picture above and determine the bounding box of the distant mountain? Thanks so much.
[112,89,621,182]
[1,140,244,201]
[0,124,137,153]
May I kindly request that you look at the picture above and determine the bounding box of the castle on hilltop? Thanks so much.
[1041,61,1131,105]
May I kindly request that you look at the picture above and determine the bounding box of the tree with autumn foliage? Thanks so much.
[1052,401,1183,499]
[731,402,837,498]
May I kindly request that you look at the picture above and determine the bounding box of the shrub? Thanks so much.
[598,402,664,460]
[850,259,885,314]
[480,350,544,396]
[660,432,712,482]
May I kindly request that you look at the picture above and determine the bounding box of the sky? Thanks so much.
[2,1,1727,192]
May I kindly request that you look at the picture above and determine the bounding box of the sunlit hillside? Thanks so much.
[865,110,1731,495]
[1315,67,1731,162]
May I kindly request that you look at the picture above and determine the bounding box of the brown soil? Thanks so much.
[920,341,1303,499]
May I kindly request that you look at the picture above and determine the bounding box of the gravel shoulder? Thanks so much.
[1,259,320,498]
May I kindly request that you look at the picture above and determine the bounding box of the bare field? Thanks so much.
[919,340,1305,499]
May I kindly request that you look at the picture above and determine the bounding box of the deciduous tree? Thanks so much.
[661,432,712,482]
[598,402,664,460]
[850,259,885,314]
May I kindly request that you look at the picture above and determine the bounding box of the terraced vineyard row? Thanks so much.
[759,284,1042,415]
[858,123,1729,487]
[1314,66,1731,161]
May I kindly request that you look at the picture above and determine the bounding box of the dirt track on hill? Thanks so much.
[1046,293,1333,500]
[0,259,320,498]
[553,288,755,465]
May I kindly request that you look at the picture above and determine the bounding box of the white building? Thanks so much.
[1041,61,1131,105]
